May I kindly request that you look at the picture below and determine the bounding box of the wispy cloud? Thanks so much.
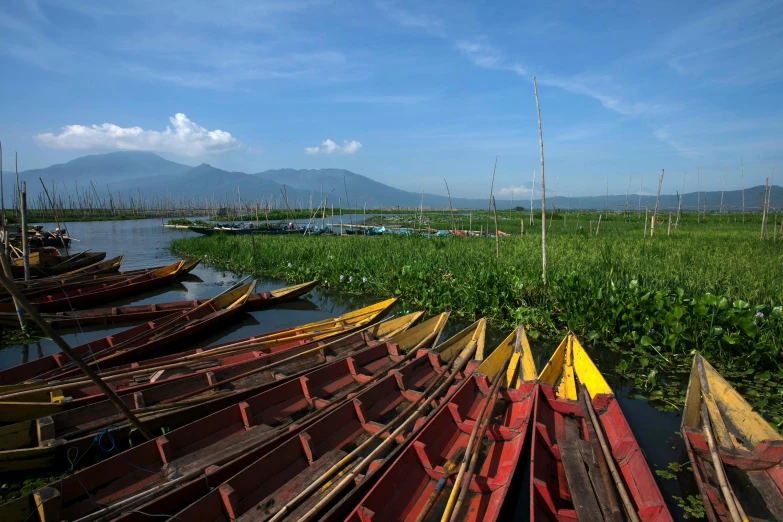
[539,75,668,117]
[455,40,502,68]
[304,139,362,155]
[36,113,240,156]
[644,0,783,85]
[496,185,532,197]
[333,94,431,104]
[374,1,445,36]
[652,128,701,159]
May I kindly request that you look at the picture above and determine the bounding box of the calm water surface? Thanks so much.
[1,218,693,519]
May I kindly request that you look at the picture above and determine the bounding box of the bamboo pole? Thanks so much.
[668,212,672,236]
[652,168,664,237]
[269,337,480,522]
[20,182,29,281]
[492,195,500,261]
[644,203,648,237]
[486,156,497,235]
[596,214,602,235]
[580,383,641,522]
[742,160,745,223]
[39,178,70,254]
[444,178,456,233]
[0,269,154,439]
[761,179,770,241]
[533,77,547,284]
[445,355,510,522]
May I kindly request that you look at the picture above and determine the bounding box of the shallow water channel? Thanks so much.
[1,218,697,520]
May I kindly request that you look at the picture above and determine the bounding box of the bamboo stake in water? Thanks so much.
[20,181,29,281]
[486,156,497,235]
[652,168,664,238]
[668,212,672,236]
[644,203,648,237]
[533,77,547,285]
[492,195,500,261]
[596,214,602,235]
[444,178,456,233]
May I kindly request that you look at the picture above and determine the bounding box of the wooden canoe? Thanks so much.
[0,276,252,390]
[54,254,123,278]
[1,279,317,329]
[10,251,107,279]
[0,260,185,314]
[0,296,397,403]
[0,311,437,475]
[344,325,538,522]
[682,354,783,522]
[0,312,449,520]
[533,333,672,521]
[116,318,485,522]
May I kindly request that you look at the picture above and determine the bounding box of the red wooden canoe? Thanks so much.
[0,313,450,521]
[533,333,672,521]
[0,311,437,474]
[682,355,783,522]
[10,251,107,279]
[0,276,252,388]
[8,279,317,329]
[0,260,185,314]
[344,326,538,522]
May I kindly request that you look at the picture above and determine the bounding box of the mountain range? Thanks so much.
[3,151,780,212]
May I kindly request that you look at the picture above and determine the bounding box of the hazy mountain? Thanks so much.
[4,151,781,212]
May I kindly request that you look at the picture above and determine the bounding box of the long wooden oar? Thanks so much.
[696,357,747,522]
[579,382,641,522]
[268,337,480,522]
[413,448,465,522]
[442,353,511,522]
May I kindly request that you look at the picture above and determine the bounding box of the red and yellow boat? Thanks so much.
[532,333,672,521]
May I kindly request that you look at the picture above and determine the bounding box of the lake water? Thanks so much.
[0,217,694,519]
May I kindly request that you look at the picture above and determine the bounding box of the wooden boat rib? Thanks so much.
[116,318,484,522]
[0,311,436,475]
[533,333,672,521]
[0,312,451,521]
[0,297,396,401]
[344,325,538,522]
[0,260,185,314]
[682,355,783,522]
[0,274,248,390]
[10,251,107,279]
[2,280,317,329]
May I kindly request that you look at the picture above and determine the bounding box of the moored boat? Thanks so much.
[343,325,538,522]
[682,354,783,522]
[10,250,107,279]
[0,260,185,314]
[0,312,451,519]
[532,333,672,521]
[0,279,317,329]
[0,277,254,391]
[129,318,486,522]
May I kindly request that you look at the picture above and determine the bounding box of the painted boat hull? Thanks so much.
[10,251,107,279]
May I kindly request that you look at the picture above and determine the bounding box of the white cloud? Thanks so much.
[304,139,362,155]
[36,113,240,157]
[455,40,502,69]
[497,185,532,197]
[653,128,701,159]
[375,1,445,36]
[539,75,667,117]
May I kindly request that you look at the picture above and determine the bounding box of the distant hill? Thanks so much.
[3,151,781,212]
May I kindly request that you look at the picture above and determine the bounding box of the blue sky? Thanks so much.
[0,0,781,198]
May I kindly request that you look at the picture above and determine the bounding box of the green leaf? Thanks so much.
[639,357,649,368]
[617,360,628,372]
[733,299,750,309]
[640,335,653,347]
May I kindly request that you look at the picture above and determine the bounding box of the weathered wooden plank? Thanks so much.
[575,438,616,521]
[559,439,603,521]
[747,470,783,521]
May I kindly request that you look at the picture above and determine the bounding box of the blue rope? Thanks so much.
[95,425,162,476]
